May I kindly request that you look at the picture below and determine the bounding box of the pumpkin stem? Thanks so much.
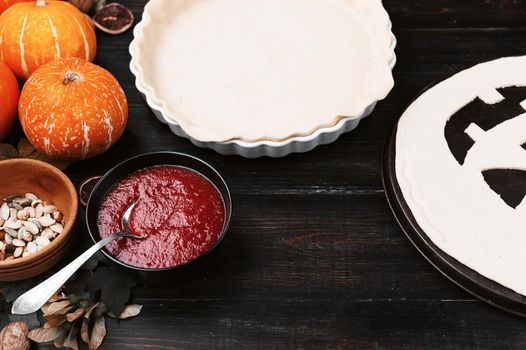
[63,71,82,85]
[35,0,46,6]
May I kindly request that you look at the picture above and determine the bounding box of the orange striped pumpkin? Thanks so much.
[0,0,32,14]
[0,0,96,80]
[19,58,128,160]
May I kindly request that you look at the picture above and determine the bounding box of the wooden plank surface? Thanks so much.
[3,0,526,348]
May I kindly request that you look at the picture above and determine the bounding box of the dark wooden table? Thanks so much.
[8,0,526,348]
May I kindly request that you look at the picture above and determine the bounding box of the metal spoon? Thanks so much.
[11,201,143,315]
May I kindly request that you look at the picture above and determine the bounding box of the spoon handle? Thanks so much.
[11,232,127,315]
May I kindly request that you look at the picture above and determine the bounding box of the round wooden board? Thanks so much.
[382,107,526,317]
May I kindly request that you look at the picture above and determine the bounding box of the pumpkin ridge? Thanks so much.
[46,13,60,59]
[71,15,89,61]
[18,13,28,77]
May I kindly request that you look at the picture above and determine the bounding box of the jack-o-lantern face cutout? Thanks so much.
[444,86,526,209]
[395,56,526,296]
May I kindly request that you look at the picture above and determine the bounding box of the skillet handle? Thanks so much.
[78,176,102,207]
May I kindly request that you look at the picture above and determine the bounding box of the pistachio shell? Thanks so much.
[26,241,37,254]
[25,193,39,201]
[50,223,63,233]
[42,205,57,214]
[35,236,50,248]
[12,239,25,247]
[17,227,26,240]
[23,221,40,235]
[38,215,55,227]
[5,220,23,229]
[16,209,30,221]
[35,204,44,218]
[0,203,9,221]
[26,206,35,218]
[17,198,32,207]
[13,247,23,257]
[4,227,18,238]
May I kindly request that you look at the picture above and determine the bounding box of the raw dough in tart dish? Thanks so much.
[396,56,526,296]
[135,0,394,142]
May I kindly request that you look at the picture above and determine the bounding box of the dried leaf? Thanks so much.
[84,303,100,319]
[63,323,80,350]
[89,317,106,350]
[40,303,51,316]
[81,318,90,344]
[55,305,75,316]
[54,333,67,348]
[28,326,66,342]
[17,138,35,157]
[117,304,142,319]
[0,143,19,160]
[27,151,72,170]
[44,314,67,328]
[67,307,86,322]
[88,266,138,315]
[43,300,72,317]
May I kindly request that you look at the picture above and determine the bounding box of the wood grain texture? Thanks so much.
[3,0,526,348]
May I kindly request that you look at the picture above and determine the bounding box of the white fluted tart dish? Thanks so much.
[130,0,396,158]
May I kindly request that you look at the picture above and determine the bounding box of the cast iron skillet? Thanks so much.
[84,152,232,282]
[382,105,526,318]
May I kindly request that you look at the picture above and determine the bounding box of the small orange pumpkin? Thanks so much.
[0,0,96,80]
[0,61,19,141]
[0,0,32,14]
[19,57,128,160]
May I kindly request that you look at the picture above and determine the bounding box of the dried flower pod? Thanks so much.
[92,3,134,35]
[0,322,31,350]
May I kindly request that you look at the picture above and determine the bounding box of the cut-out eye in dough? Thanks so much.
[445,87,526,165]
[482,168,526,209]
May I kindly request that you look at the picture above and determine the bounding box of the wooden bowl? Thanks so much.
[0,159,78,281]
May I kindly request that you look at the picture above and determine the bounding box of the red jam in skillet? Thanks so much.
[97,165,225,269]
